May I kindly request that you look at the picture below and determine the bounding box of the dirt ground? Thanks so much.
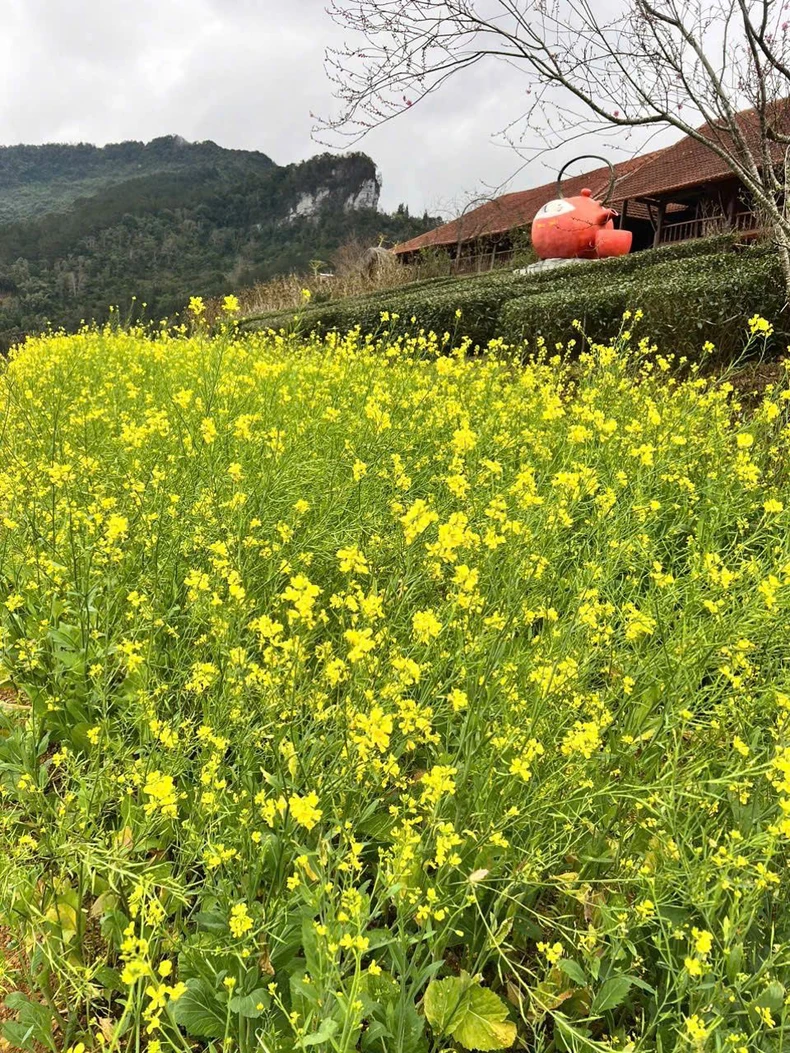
[727,357,786,399]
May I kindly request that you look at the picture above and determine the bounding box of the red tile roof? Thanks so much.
[394,154,658,254]
[394,102,790,256]
[605,102,790,203]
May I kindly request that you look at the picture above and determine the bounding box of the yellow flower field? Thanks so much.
[1,319,790,1052]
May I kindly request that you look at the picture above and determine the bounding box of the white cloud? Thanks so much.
[0,0,665,215]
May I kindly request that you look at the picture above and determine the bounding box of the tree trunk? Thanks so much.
[777,235,790,305]
[764,203,790,303]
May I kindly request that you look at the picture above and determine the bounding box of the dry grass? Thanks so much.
[231,253,453,319]
[0,686,28,713]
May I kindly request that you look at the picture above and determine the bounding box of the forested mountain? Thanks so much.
[0,136,438,348]
[0,136,278,224]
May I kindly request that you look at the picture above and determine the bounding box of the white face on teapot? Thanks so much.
[535,199,576,218]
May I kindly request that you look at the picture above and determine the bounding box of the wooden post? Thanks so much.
[653,200,667,248]
[620,199,629,230]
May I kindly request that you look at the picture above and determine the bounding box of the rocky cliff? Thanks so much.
[0,138,435,347]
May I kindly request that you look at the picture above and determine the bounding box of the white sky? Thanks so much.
[0,0,674,215]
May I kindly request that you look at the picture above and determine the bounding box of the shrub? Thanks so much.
[245,234,776,358]
[500,249,783,358]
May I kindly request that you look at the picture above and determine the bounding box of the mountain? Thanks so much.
[0,136,439,349]
[0,136,278,224]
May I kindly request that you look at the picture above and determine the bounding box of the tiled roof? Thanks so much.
[394,102,789,256]
[605,102,790,203]
[394,154,658,255]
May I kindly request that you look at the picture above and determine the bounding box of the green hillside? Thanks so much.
[0,138,439,349]
[0,136,277,224]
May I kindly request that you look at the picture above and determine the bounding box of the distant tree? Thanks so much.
[0,143,443,345]
[332,237,372,275]
[321,0,790,291]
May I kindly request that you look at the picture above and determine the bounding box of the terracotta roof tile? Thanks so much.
[394,154,657,254]
[610,101,790,203]
[394,102,789,255]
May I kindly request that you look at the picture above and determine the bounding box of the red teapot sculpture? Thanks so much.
[531,156,633,261]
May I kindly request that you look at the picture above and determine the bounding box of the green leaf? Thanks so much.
[360,968,400,1010]
[298,1017,339,1047]
[754,980,786,1015]
[552,1013,599,1053]
[424,973,472,1033]
[1,993,55,1051]
[424,972,516,1051]
[229,988,270,1018]
[452,986,517,1052]
[590,976,632,1016]
[2,1022,41,1052]
[193,910,228,934]
[171,977,227,1038]
[361,976,427,1053]
[558,959,587,986]
[94,965,123,993]
[726,942,744,984]
[396,1003,429,1053]
[301,913,322,976]
[4,992,54,1035]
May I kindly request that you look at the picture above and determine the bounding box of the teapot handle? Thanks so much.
[557,156,617,204]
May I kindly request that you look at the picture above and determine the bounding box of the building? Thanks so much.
[394,105,787,272]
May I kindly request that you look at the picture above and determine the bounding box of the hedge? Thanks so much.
[499,250,784,358]
[242,235,786,358]
[249,275,530,348]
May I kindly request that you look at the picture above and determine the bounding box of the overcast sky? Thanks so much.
[0,0,670,216]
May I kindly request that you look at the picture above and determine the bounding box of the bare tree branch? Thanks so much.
[318,0,790,287]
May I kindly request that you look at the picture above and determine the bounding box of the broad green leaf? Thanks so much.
[393,1001,428,1053]
[171,977,227,1039]
[754,980,786,1015]
[298,1017,339,1047]
[94,965,123,994]
[2,1022,41,1052]
[452,986,517,1052]
[424,973,515,1051]
[193,910,228,934]
[291,969,322,1012]
[4,992,55,1032]
[387,998,427,1053]
[361,1019,394,1049]
[301,913,322,976]
[424,973,472,1033]
[590,976,632,1015]
[726,942,744,984]
[362,978,427,1053]
[229,988,270,1018]
[2,993,55,1051]
[360,968,400,1009]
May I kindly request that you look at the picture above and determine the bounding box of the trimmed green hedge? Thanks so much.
[251,275,528,348]
[243,235,786,357]
[501,249,783,357]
